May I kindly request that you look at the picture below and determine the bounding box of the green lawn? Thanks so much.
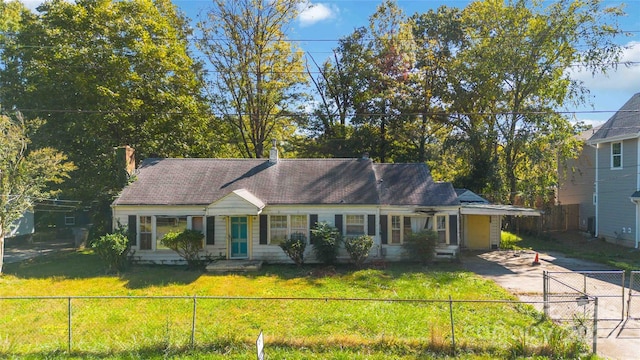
[0,249,593,359]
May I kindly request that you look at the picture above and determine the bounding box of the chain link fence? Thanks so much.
[544,270,625,321]
[0,295,595,357]
[629,271,640,320]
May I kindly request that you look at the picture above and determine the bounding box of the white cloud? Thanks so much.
[570,41,640,92]
[297,1,336,27]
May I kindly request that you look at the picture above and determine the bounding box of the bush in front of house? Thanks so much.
[279,232,307,266]
[402,230,438,265]
[92,227,130,273]
[311,222,341,265]
[344,234,373,267]
[160,229,205,270]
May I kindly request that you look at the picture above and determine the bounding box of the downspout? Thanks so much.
[592,142,599,238]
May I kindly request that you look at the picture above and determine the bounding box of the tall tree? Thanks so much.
[455,0,624,204]
[0,0,215,233]
[0,110,75,273]
[198,0,307,158]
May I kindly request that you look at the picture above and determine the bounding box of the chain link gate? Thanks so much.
[543,271,598,352]
[545,270,625,321]
[629,271,640,320]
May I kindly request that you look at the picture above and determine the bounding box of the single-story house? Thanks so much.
[111,144,540,264]
[112,144,464,264]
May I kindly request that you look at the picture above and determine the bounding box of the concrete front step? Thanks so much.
[206,260,263,273]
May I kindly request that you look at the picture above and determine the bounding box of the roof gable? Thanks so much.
[112,158,459,207]
[589,93,640,144]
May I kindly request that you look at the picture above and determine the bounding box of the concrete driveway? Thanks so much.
[463,249,640,360]
[3,239,75,264]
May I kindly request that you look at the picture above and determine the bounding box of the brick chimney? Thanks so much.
[116,145,136,176]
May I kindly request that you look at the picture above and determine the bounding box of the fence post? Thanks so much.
[621,271,626,320]
[592,297,598,354]
[191,295,197,348]
[449,295,455,356]
[68,297,72,353]
[583,273,587,293]
[543,271,549,318]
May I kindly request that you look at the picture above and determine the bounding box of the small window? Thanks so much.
[391,216,401,244]
[436,215,447,244]
[346,215,365,236]
[140,216,152,250]
[611,142,622,169]
[270,215,288,245]
[64,216,75,226]
[290,215,308,242]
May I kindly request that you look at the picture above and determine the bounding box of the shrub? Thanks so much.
[402,230,438,265]
[160,229,206,270]
[279,232,307,266]
[344,235,373,267]
[92,227,130,273]
[311,222,341,264]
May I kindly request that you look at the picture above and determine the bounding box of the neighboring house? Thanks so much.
[557,126,601,234]
[112,144,462,264]
[586,92,640,248]
[456,189,541,250]
[6,211,35,238]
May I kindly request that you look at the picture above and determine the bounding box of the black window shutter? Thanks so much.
[367,214,376,235]
[127,215,137,246]
[309,214,318,244]
[449,215,458,245]
[334,214,343,235]
[380,215,388,244]
[206,216,215,245]
[260,214,268,244]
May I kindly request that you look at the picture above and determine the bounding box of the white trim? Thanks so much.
[587,133,639,146]
[611,141,623,169]
[459,204,541,216]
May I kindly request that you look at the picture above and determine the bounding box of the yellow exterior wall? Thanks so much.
[466,215,491,249]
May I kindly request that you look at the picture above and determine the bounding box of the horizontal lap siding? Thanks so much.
[597,140,637,244]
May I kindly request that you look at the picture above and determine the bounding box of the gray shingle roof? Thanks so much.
[112,158,459,207]
[589,93,640,143]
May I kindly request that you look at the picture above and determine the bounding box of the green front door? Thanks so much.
[230,216,248,259]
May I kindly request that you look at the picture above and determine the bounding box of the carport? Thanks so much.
[459,204,541,250]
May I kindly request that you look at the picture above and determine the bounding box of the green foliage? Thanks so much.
[91,227,130,273]
[197,0,308,158]
[160,229,206,270]
[310,222,341,265]
[402,230,438,265]
[344,235,374,267]
[0,111,75,273]
[279,232,307,266]
[0,0,218,237]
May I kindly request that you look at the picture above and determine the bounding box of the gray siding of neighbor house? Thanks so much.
[558,142,596,231]
[596,139,638,245]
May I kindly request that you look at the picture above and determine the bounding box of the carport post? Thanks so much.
[543,271,549,318]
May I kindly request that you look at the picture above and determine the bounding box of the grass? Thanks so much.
[0,249,595,359]
[500,230,640,272]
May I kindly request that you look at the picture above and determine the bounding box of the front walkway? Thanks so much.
[463,249,639,360]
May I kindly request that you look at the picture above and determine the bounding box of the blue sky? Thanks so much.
[20,0,640,127]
